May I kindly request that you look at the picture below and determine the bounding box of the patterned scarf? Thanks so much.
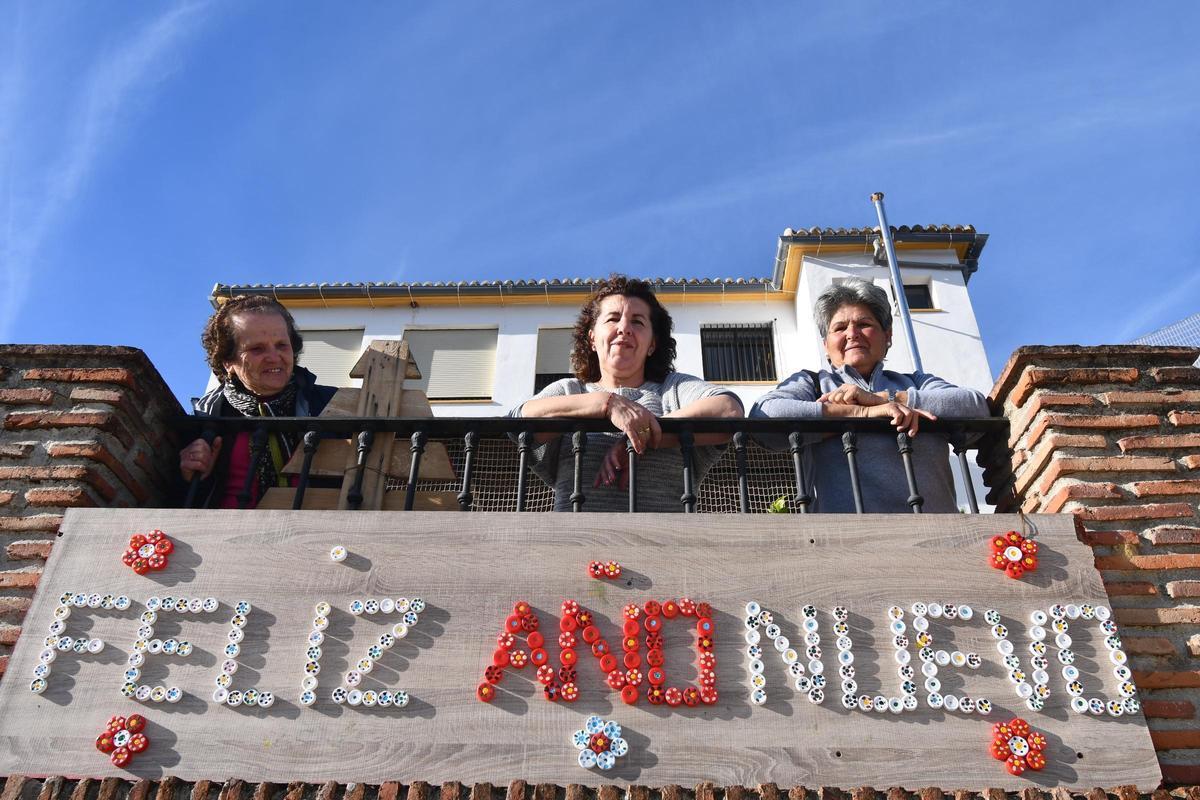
[221,375,301,500]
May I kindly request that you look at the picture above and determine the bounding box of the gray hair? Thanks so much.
[814,278,893,338]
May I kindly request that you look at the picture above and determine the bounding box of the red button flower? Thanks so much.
[95,714,149,768]
[122,530,172,575]
[989,530,1038,579]
[588,560,622,579]
[990,717,1048,776]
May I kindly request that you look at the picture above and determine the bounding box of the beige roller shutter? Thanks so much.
[403,328,498,400]
[535,328,574,374]
[297,329,364,387]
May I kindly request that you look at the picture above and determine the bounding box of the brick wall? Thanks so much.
[0,345,184,682]
[988,345,1200,785]
[0,775,1193,800]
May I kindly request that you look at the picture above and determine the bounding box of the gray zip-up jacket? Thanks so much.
[749,363,989,513]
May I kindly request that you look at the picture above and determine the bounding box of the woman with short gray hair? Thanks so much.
[750,278,988,512]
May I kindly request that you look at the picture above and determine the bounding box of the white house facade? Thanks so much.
[212,224,993,416]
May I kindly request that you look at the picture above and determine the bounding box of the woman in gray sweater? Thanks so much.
[750,278,989,512]
[513,275,744,512]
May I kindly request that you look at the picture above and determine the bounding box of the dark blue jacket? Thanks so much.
[188,367,337,508]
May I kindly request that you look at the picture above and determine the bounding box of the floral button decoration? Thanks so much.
[989,530,1037,579]
[95,713,150,768]
[990,717,1048,775]
[122,529,173,575]
[572,714,630,770]
[588,560,622,579]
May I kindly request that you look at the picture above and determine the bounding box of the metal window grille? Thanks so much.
[700,324,776,382]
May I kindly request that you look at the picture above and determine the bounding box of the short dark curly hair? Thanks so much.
[571,274,676,383]
[202,295,304,383]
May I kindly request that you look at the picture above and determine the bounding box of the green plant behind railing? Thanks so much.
[767,496,789,513]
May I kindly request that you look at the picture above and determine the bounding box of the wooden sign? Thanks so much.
[0,510,1161,789]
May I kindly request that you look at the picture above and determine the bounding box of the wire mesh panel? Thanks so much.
[697,439,795,513]
[386,438,554,511]
[385,437,797,513]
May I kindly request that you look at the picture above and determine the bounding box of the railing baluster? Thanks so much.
[238,426,269,510]
[347,430,374,511]
[516,430,532,512]
[183,423,219,508]
[626,437,638,513]
[896,432,924,514]
[842,430,864,514]
[788,432,811,514]
[679,425,696,513]
[172,416,1009,515]
[404,430,427,511]
[458,431,478,511]
[734,431,750,514]
[570,430,587,513]
[952,427,980,513]
[292,429,320,510]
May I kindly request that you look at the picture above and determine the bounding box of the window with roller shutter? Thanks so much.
[402,328,498,401]
[534,327,575,393]
[296,329,364,387]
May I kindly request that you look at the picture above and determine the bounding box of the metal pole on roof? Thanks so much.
[870,192,924,373]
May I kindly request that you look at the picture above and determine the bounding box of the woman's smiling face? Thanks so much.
[591,294,655,386]
[223,311,294,397]
[824,302,890,374]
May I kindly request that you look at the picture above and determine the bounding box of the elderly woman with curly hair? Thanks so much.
[751,278,988,512]
[513,275,744,512]
[179,295,337,508]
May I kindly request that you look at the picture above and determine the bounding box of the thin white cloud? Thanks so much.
[0,2,210,340]
[0,5,28,338]
[1113,268,1200,343]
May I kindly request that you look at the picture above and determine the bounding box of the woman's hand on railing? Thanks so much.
[818,384,888,407]
[595,440,631,489]
[180,436,222,481]
[863,401,935,437]
[606,394,661,454]
[520,392,661,448]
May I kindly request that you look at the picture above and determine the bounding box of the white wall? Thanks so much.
[796,251,993,393]
[282,250,993,416]
[290,297,806,415]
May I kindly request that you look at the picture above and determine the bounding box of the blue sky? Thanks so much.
[3,2,1199,406]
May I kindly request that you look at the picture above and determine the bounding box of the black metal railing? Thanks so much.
[176,416,1008,514]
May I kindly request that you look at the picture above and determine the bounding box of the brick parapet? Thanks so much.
[4,778,1200,800]
[0,346,184,679]
[988,345,1200,779]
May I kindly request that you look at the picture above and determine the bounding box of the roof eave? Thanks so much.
[211,278,779,307]
[775,228,988,285]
